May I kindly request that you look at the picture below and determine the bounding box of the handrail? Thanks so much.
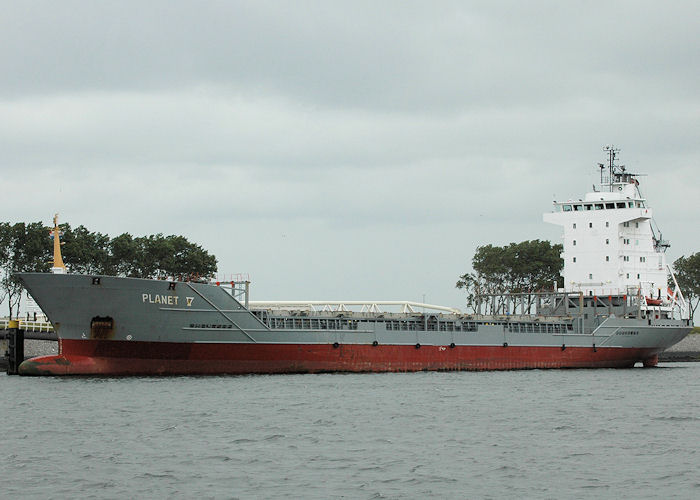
[0,318,54,332]
[247,301,461,314]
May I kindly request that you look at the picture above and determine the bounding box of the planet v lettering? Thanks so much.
[141,294,195,307]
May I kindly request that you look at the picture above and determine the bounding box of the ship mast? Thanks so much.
[603,145,621,191]
[51,214,66,274]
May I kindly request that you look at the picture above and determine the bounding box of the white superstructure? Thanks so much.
[544,146,670,300]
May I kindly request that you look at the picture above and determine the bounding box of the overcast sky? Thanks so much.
[1,1,698,309]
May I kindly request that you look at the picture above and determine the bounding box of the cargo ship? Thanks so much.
[17,147,692,375]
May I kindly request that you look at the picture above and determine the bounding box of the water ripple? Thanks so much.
[1,363,700,498]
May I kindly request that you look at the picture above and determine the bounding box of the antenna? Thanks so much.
[603,145,620,191]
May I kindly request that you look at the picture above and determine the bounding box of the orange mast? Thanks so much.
[51,214,66,274]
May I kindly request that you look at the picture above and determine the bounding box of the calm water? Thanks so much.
[2,364,699,499]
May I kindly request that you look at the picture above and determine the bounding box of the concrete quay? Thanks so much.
[658,333,700,362]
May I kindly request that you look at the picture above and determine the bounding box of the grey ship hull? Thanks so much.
[16,273,692,375]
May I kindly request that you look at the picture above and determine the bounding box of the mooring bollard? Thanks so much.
[6,320,25,375]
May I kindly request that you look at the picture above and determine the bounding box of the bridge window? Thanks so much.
[616,202,626,209]
[595,204,604,210]
[563,205,572,212]
[605,203,615,209]
[574,204,582,211]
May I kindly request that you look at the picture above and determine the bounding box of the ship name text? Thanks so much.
[142,293,179,306]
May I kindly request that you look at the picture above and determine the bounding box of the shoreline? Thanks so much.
[658,332,700,362]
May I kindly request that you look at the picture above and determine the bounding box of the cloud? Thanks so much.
[0,1,698,308]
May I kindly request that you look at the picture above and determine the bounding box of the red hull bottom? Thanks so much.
[18,339,663,376]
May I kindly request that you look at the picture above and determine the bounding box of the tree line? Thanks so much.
[0,221,217,318]
[456,239,699,321]
[674,253,700,321]
[456,240,564,313]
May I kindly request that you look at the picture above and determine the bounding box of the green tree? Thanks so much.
[0,222,11,310]
[130,234,216,280]
[61,229,217,280]
[1,220,218,317]
[61,224,111,275]
[0,222,52,318]
[105,233,217,280]
[133,234,170,279]
[163,235,217,280]
[109,233,139,276]
[673,253,700,321]
[456,239,563,312]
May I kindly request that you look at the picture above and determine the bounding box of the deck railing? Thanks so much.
[0,318,54,332]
